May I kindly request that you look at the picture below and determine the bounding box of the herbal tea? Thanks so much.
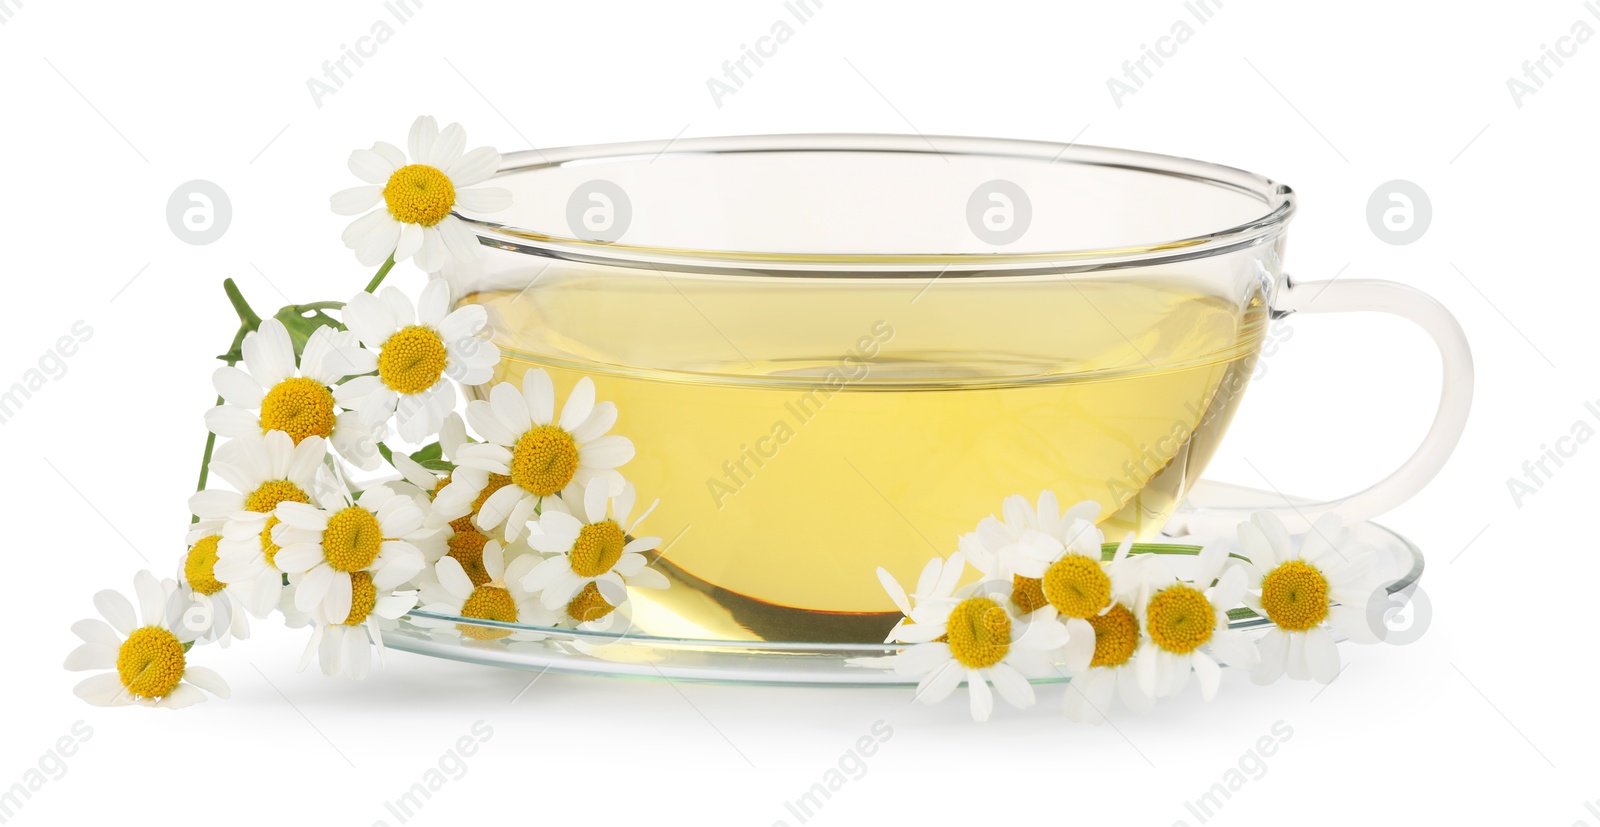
[463,273,1264,641]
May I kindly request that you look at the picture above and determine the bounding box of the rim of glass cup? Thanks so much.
[458,133,1297,276]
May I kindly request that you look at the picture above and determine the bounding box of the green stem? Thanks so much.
[195,281,261,520]
[363,254,396,293]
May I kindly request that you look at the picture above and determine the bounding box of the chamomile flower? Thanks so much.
[195,431,330,618]
[1133,542,1260,701]
[417,540,554,640]
[958,490,1095,580]
[271,483,433,622]
[1061,599,1154,724]
[335,281,500,442]
[455,369,634,541]
[875,573,1070,722]
[1017,526,1126,675]
[877,551,967,644]
[331,115,512,273]
[205,319,381,470]
[65,571,230,709]
[296,578,418,680]
[383,411,471,508]
[177,520,250,647]
[1237,511,1383,685]
[520,479,666,623]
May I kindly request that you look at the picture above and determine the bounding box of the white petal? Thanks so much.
[1304,626,1342,683]
[63,642,117,671]
[344,210,402,266]
[447,147,503,188]
[408,115,439,165]
[348,144,401,185]
[134,571,166,628]
[987,662,1035,710]
[966,670,994,721]
[1193,651,1222,701]
[94,589,137,635]
[417,278,451,327]
[577,436,634,470]
[913,659,963,705]
[454,186,512,214]
[436,215,481,264]
[204,406,259,439]
[415,226,447,273]
[72,618,123,648]
[184,665,231,698]
[428,122,466,169]
[326,571,353,625]
[330,185,382,216]
[396,220,424,262]
[522,369,555,425]
[560,377,597,432]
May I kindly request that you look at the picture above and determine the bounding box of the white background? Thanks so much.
[4,0,1598,824]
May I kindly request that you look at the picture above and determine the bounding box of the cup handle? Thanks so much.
[1169,275,1474,536]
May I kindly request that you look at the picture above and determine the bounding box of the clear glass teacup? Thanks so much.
[442,135,1471,642]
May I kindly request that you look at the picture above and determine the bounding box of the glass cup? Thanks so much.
[442,134,1472,642]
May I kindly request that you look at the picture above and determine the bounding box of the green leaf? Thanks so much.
[419,459,456,473]
[410,442,443,464]
[273,303,345,358]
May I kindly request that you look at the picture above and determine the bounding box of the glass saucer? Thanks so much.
[381,481,1423,687]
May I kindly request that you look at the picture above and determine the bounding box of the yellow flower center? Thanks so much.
[258,377,336,444]
[259,517,287,568]
[1087,603,1140,669]
[244,480,310,514]
[945,596,1011,670]
[565,582,617,623]
[570,521,625,578]
[244,480,308,570]
[184,536,226,595]
[510,425,579,497]
[116,626,186,699]
[1259,559,1330,632]
[1145,585,1215,655]
[377,325,448,395]
[1011,575,1047,614]
[322,506,384,573]
[446,528,492,587]
[458,585,517,641]
[343,571,377,626]
[1042,554,1112,619]
[448,474,513,536]
[383,163,456,227]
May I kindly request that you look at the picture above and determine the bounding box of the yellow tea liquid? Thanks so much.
[463,273,1264,641]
